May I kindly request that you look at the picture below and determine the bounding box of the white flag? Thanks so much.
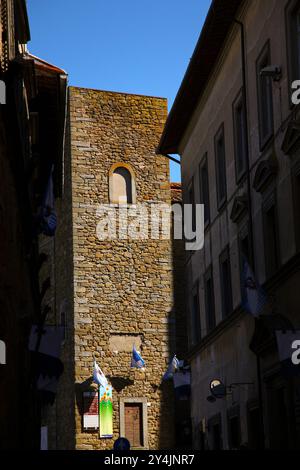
[163,355,180,381]
[93,360,108,388]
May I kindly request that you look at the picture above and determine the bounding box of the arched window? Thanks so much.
[109,164,136,204]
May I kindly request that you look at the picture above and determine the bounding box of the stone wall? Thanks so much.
[57,87,178,449]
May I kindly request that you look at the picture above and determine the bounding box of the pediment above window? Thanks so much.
[282,119,300,155]
[253,158,278,193]
[230,196,248,224]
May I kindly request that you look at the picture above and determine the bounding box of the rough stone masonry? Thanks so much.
[53,87,183,450]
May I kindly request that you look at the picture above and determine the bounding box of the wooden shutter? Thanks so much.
[124,403,143,448]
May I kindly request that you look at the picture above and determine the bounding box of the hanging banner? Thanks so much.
[99,384,113,438]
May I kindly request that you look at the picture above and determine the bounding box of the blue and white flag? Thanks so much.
[93,360,108,388]
[39,166,57,237]
[131,346,145,369]
[241,257,267,317]
[163,355,180,381]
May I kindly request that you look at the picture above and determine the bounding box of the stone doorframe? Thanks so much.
[119,397,149,449]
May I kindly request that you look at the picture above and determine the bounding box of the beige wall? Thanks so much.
[179,0,300,449]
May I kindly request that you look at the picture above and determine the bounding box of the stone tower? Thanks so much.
[52,87,183,450]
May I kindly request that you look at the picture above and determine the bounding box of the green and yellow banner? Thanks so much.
[99,385,113,438]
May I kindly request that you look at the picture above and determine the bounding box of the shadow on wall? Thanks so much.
[54,101,76,450]
[158,188,192,450]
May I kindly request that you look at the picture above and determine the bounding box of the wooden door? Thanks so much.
[124,403,143,448]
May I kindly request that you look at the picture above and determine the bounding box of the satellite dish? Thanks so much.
[210,379,226,399]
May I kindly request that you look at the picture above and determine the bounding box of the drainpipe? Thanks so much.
[234,19,266,451]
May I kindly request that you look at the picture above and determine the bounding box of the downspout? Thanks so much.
[234,19,266,451]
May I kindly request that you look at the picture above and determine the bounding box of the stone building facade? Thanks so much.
[51,87,186,450]
[159,0,300,450]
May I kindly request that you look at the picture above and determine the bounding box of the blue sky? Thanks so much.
[27,0,212,181]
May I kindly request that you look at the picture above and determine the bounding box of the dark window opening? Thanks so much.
[247,406,260,450]
[220,248,233,319]
[215,125,227,209]
[208,415,223,451]
[239,227,252,270]
[268,387,290,450]
[204,268,216,333]
[212,424,222,450]
[188,181,196,234]
[199,157,210,226]
[190,285,201,347]
[233,91,247,181]
[256,42,274,148]
[228,416,241,450]
[263,201,279,278]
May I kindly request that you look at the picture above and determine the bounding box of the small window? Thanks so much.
[238,225,254,303]
[239,227,251,266]
[247,404,260,450]
[256,41,274,149]
[187,179,196,233]
[220,247,233,319]
[204,267,216,333]
[214,124,227,210]
[208,414,223,450]
[228,414,241,450]
[233,90,247,181]
[190,283,201,347]
[263,195,280,278]
[109,165,135,204]
[286,0,300,95]
[199,156,210,226]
